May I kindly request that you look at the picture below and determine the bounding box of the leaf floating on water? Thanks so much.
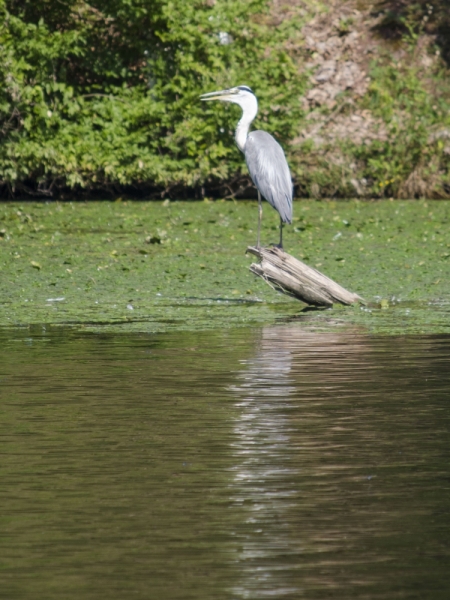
[145,235,161,244]
[30,261,41,270]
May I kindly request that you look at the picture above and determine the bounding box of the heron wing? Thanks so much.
[244,130,293,223]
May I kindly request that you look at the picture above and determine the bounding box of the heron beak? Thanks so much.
[200,88,237,102]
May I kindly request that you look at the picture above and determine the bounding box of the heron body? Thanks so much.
[244,131,293,224]
[200,85,293,248]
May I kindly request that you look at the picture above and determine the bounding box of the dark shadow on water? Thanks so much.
[296,305,330,313]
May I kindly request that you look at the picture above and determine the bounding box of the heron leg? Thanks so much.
[279,217,284,249]
[257,191,262,248]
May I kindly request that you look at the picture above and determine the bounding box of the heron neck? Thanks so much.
[235,99,258,152]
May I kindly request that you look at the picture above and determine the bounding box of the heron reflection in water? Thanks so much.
[201,86,293,249]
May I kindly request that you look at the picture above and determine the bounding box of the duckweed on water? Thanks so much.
[0,199,448,334]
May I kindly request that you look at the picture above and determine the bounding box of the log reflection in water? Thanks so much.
[228,325,450,598]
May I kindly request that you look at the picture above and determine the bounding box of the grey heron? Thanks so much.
[201,85,293,249]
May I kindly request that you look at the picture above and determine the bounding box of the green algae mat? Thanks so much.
[0,199,448,335]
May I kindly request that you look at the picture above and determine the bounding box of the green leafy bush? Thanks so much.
[0,0,308,197]
[2,0,450,199]
[355,59,450,198]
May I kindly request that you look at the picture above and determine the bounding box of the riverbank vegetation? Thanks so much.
[1,0,450,199]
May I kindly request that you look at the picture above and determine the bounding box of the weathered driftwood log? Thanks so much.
[247,246,363,307]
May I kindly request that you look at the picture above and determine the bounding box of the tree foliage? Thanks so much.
[0,0,307,196]
[2,0,450,200]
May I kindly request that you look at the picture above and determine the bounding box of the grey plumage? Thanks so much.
[244,130,293,224]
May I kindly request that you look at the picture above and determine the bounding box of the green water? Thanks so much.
[1,200,449,597]
[0,199,449,334]
[1,325,449,599]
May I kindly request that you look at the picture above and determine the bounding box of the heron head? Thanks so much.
[200,85,257,111]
